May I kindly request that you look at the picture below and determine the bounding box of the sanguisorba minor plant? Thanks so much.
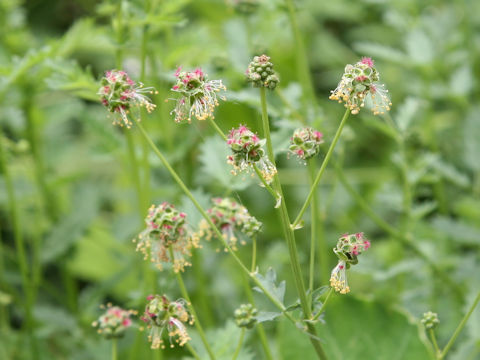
[91,50,480,360]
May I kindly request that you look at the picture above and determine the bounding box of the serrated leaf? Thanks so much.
[253,267,286,305]
[255,311,282,323]
[394,97,424,133]
[411,201,437,219]
[432,216,480,245]
[463,108,480,171]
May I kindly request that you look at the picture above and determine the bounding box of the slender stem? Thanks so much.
[241,274,274,360]
[439,292,480,359]
[171,257,216,360]
[0,135,34,340]
[112,339,118,360]
[168,251,214,358]
[208,117,227,141]
[333,163,463,297]
[259,88,327,360]
[284,0,316,111]
[311,288,334,322]
[115,0,124,69]
[133,119,292,319]
[251,237,257,273]
[428,329,440,357]
[185,343,202,360]
[307,161,317,303]
[232,328,246,360]
[292,109,350,229]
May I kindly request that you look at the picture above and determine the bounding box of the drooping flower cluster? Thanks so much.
[141,295,194,349]
[197,197,262,251]
[169,67,226,123]
[288,127,324,161]
[234,303,258,329]
[330,232,371,294]
[98,70,156,127]
[329,57,391,115]
[246,55,279,90]
[134,203,200,272]
[227,125,277,184]
[92,303,135,338]
[421,311,440,330]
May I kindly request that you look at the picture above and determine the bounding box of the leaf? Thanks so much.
[353,42,408,64]
[189,321,254,360]
[255,311,282,323]
[411,201,437,220]
[463,108,480,171]
[432,216,480,245]
[278,296,430,359]
[394,97,424,133]
[41,184,100,263]
[405,29,434,64]
[253,267,286,305]
[450,64,473,96]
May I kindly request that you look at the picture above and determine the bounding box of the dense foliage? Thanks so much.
[0,0,479,359]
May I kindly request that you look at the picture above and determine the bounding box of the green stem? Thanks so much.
[259,88,327,360]
[241,274,274,360]
[428,329,440,357]
[208,117,227,141]
[185,343,202,360]
[115,0,124,69]
[284,0,316,111]
[307,161,318,302]
[0,135,35,355]
[251,236,257,273]
[112,339,118,360]
[171,251,216,360]
[133,118,292,319]
[439,292,480,359]
[333,163,463,297]
[292,109,350,229]
[311,288,334,322]
[232,328,246,360]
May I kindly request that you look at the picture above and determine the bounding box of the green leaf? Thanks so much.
[253,267,286,305]
[255,311,282,323]
[463,108,480,171]
[278,296,430,359]
[394,97,424,134]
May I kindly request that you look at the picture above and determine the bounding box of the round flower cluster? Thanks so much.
[245,55,279,90]
[198,197,262,251]
[134,203,200,272]
[234,304,258,329]
[330,232,371,294]
[289,127,324,161]
[170,67,226,123]
[227,125,277,184]
[421,311,440,330]
[141,294,194,349]
[329,57,391,115]
[92,303,135,339]
[98,70,156,127]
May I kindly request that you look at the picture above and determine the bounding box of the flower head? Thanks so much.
[421,311,440,330]
[329,58,391,115]
[246,55,279,90]
[289,127,324,161]
[227,125,277,184]
[330,232,370,294]
[141,295,193,349]
[234,304,258,329]
[197,197,262,251]
[98,70,156,127]
[92,303,135,339]
[134,203,200,272]
[169,67,226,123]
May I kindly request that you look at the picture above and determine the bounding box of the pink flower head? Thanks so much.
[361,57,374,67]
[174,66,182,77]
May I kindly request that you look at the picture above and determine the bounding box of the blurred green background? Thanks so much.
[0,0,479,359]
